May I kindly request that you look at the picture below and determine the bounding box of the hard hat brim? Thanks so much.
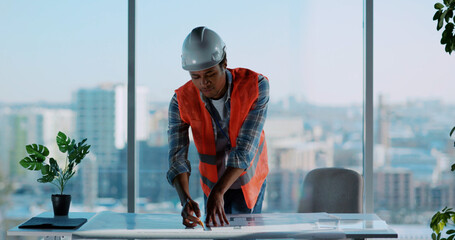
[182,54,224,71]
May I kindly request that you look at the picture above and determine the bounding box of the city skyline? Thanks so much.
[1,82,454,223]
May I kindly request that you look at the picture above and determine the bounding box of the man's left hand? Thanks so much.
[205,189,229,226]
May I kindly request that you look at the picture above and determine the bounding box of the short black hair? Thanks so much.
[218,52,227,67]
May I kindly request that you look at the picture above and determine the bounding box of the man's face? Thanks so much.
[189,63,226,99]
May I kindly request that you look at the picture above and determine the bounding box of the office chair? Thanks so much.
[298,167,363,213]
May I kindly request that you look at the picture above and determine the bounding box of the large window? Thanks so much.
[136,0,363,213]
[374,0,455,230]
[2,0,452,239]
[0,0,127,237]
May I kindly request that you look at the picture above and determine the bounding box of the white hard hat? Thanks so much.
[181,26,226,71]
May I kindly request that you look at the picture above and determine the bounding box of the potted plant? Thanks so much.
[430,126,455,240]
[19,131,90,216]
[433,1,455,54]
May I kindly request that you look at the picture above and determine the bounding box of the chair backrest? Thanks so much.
[298,167,363,213]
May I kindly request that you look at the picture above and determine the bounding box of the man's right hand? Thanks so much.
[181,199,202,228]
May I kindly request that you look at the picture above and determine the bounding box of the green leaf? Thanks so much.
[447,230,455,235]
[39,162,57,183]
[431,212,445,233]
[439,18,445,31]
[68,149,78,162]
[439,220,447,231]
[40,165,50,175]
[56,131,72,153]
[19,156,43,171]
[49,158,59,173]
[25,144,49,162]
[431,208,451,234]
[69,139,90,165]
[446,42,452,52]
[436,3,445,9]
[446,22,455,32]
[435,10,443,20]
[37,174,54,183]
[68,162,74,173]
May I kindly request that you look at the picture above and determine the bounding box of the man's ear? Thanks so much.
[221,59,227,70]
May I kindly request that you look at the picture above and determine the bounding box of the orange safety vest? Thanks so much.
[175,68,269,209]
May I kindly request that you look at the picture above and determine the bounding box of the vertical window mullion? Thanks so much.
[127,0,136,213]
[363,0,374,213]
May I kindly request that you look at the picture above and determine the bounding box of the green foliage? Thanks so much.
[433,1,455,54]
[19,131,91,195]
[430,126,455,239]
[19,144,49,171]
[431,207,455,240]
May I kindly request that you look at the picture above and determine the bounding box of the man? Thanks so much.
[167,26,269,228]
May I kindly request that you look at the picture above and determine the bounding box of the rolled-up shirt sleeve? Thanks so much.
[167,93,192,186]
[227,75,269,169]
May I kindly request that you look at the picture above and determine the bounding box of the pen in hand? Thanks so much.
[186,198,205,229]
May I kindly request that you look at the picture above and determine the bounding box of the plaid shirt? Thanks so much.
[167,70,269,186]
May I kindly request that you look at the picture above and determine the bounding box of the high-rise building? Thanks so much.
[76,85,119,166]
[414,182,431,210]
[75,83,149,199]
[375,168,414,210]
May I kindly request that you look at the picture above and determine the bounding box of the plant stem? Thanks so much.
[60,173,64,195]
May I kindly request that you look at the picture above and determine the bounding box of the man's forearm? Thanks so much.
[173,172,192,206]
[211,167,245,195]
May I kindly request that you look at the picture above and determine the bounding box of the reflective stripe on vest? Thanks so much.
[175,68,269,209]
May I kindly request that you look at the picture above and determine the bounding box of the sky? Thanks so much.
[0,0,454,105]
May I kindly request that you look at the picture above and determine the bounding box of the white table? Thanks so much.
[8,211,398,239]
